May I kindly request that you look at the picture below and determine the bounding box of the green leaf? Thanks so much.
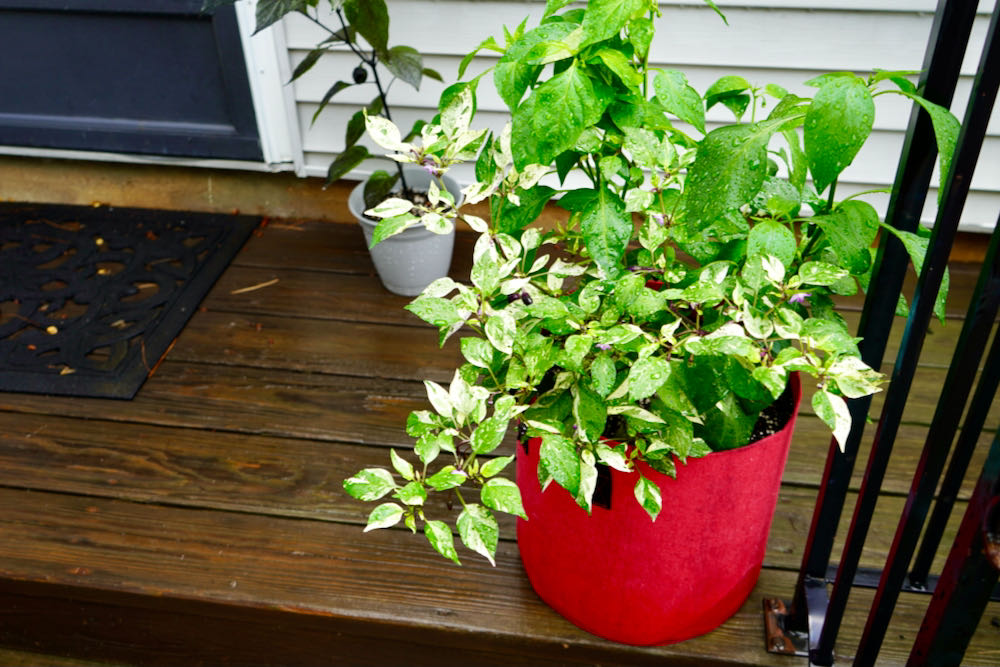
[829,356,884,399]
[572,382,607,443]
[544,0,576,18]
[559,334,594,371]
[471,250,503,295]
[653,70,705,135]
[590,352,617,397]
[326,145,370,185]
[627,16,654,61]
[813,389,852,452]
[481,478,527,519]
[343,468,396,501]
[383,45,423,90]
[390,449,414,481]
[801,318,860,356]
[406,410,439,438]
[811,200,879,274]
[494,22,578,110]
[577,450,597,511]
[370,213,418,246]
[343,108,366,147]
[395,480,427,506]
[580,0,646,45]
[471,415,510,455]
[485,311,516,355]
[705,75,750,111]
[511,61,609,169]
[592,48,643,90]
[540,434,581,496]
[634,476,662,521]
[798,261,849,286]
[459,35,501,79]
[343,0,389,56]
[290,47,325,83]
[701,0,728,23]
[490,185,556,236]
[423,380,453,420]
[900,92,960,196]
[881,227,949,324]
[747,220,797,268]
[595,442,630,471]
[461,337,494,369]
[253,0,310,34]
[415,432,447,465]
[804,75,874,194]
[701,392,757,451]
[426,466,468,491]
[361,170,399,209]
[457,504,499,565]
[480,454,515,478]
[580,186,631,279]
[685,119,785,227]
[366,197,413,219]
[626,356,671,401]
[872,69,919,94]
[781,128,808,192]
[364,502,403,532]
[406,297,463,341]
[654,410,696,461]
[425,520,461,565]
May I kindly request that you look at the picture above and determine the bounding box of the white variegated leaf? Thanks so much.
[365,114,409,152]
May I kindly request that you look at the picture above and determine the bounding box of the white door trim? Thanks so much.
[234,1,306,175]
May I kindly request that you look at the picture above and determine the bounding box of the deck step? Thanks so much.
[1,220,998,666]
[5,487,1000,666]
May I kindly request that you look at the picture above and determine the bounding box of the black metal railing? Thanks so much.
[764,0,1000,665]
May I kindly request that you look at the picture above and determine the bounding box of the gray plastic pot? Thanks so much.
[348,167,461,297]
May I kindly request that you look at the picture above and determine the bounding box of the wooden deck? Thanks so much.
[0,217,998,666]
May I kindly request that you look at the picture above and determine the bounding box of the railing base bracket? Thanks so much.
[763,598,809,657]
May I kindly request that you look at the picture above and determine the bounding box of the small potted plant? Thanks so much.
[205,0,463,295]
[344,0,958,645]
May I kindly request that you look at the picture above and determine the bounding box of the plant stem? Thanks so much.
[825,179,838,213]
[335,8,408,191]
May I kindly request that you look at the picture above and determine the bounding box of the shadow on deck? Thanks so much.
[0,218,997,666]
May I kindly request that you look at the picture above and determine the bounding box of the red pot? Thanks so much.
[516,373,802,646]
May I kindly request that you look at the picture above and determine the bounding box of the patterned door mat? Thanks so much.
[0,202,259,398]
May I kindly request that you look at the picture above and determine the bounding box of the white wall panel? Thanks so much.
[285,0,999,231]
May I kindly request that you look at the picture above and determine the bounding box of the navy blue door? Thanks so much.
[0,1,262,160]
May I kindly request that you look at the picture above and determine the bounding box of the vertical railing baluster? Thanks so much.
[906,422,1000,665]
[780,1,979,663]
[850,8,1000,664]
[908,217,1000,589]
[822,6,1000,665]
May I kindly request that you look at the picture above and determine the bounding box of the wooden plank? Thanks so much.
[209,265,428,329]
[0,410,975,577]
[231,218,475,277]
[0,647,127,667]
[211,260,987,330]
[225,223,992,358]
[167,310,463,383]
[180,285,987,389]
[1,488,997,666]
[163,308,1000,426]
[0,349,990,463]
[0,363,427,445]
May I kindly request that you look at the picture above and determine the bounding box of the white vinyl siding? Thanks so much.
[281,0,999,229]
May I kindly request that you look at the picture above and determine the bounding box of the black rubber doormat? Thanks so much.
[0,202,259,399]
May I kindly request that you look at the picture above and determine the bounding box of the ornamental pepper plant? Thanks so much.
[344,0,959,565]
[204,0,445,207]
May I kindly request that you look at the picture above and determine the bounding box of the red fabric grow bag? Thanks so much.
[516,373,802,646]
